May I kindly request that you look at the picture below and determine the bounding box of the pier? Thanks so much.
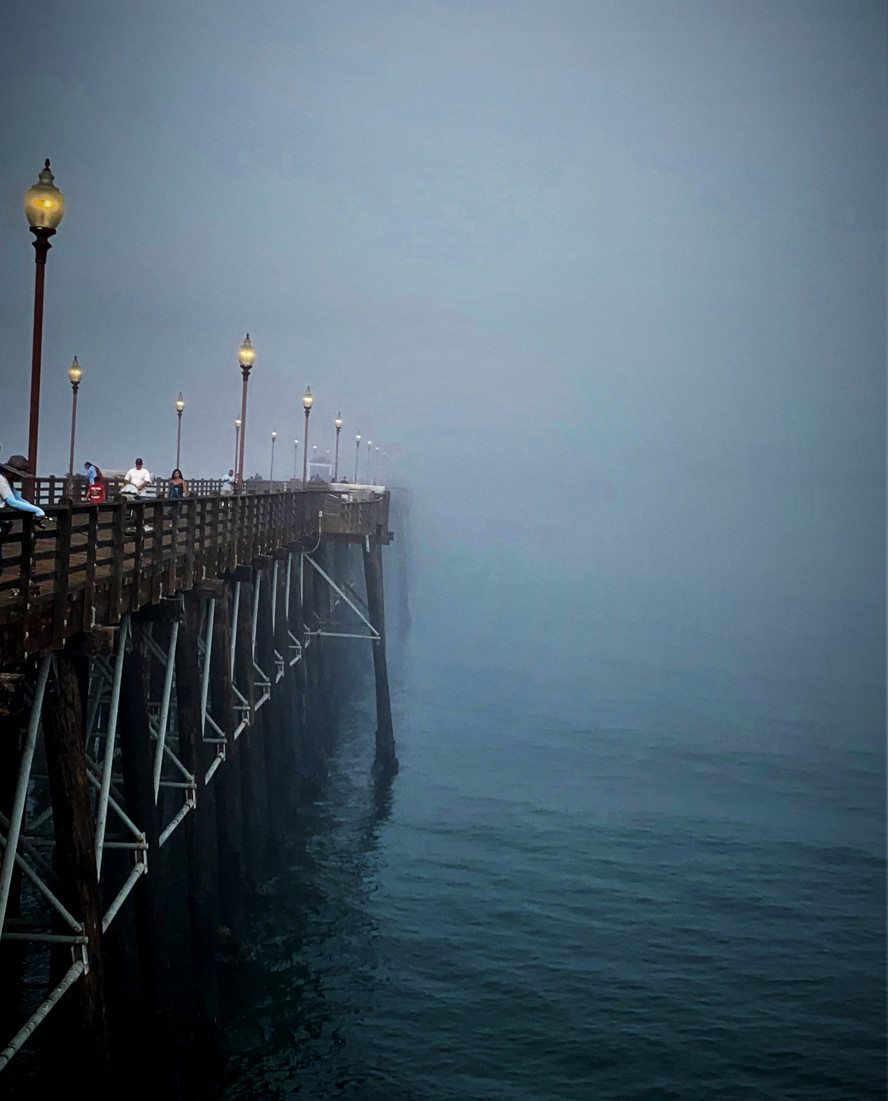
[0,480,398,1095]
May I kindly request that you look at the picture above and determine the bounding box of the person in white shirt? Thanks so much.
[123,458,152,496]
[220,469,235,494]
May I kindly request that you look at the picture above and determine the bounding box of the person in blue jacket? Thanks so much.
[0,453,46,578]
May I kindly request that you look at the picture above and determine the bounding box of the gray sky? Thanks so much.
[1,0,884,681]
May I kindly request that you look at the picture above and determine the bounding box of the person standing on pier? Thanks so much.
[168,468,187,522]
[123,457,152,497]
[221,468,235,494]
[84,462,105,502]
[83,461,106,503]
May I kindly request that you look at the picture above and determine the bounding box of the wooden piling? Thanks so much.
[255,563,287,841]
[118,620,181,1097]
[209,590,246,943]
[174,593,222,1027]
[41,650,112,1092]
[362,541,397,773]
[0,679,25,1043]
[232,573,266,885]
[273,549,296,812]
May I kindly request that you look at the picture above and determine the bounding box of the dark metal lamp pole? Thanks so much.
[334,413,342,481]
[269,430,277,483]
[234,418,241,475]
[24,160,65,483]
[175,393,185,468]
[354,435,361,483]
[301,388,313,485]
[237,335,256,487]
[66,357,82,497]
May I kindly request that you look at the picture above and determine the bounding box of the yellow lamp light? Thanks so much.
[24,160,65,231]
[238,334,256,368]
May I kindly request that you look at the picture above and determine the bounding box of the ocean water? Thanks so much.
[217,630,885,1100]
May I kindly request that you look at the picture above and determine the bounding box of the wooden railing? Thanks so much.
[28,475,344,506]
[0,489,389,663]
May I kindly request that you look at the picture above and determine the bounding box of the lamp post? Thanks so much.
[354,435,361,482]
[234,418,241,475]
[269,430,277,483]
[236,334,256,486]
[374,446,380,484]
[175,392,185,468]
[292,439,299,479]
[366,439,372,482]
[24,160,65,480]
[301,387,313,484]
[334,412,343,481]
[66,356,82,497]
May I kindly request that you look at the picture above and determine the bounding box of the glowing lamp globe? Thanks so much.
[238,334,256,368]
[24,160,65,231]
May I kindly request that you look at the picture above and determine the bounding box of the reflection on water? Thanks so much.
[218,695,394,1100]
[216,637,885,1101]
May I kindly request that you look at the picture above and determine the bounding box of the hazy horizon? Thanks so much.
[1,0,884,689]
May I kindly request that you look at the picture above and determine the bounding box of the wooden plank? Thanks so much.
[109,501,126,622]
[51,503,73,649]
[150,500,164,604]
[184,497,197,589]
[83,507,98,629]
[130,503,145,612]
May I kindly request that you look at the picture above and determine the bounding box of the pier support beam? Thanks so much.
[174,593,222,1045]
[232,574,266,885]
[256,563,287,843]
[210,591,246,944]
[41,650,112,1091]
[362,542,397,774]
[119,621,181,1098]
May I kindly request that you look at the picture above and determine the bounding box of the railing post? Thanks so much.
[150,500,164,604]
[131,501,145,612]
[51,500,73,648]
[196,499,208,580]
[13,516,34,660]
[109,499,126,623]
[184,497,197,588]
[83,506,98,630]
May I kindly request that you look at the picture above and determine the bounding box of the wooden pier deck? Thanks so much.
[0,484,391,664]
[0,479,397,1092]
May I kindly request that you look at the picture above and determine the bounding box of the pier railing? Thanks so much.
[28,475,344,506]
[0,487,389,663]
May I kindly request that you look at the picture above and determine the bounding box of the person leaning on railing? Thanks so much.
[0,453,46,581]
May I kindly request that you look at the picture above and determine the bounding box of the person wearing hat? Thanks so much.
[123,457,152,496]
[0,453,46,580]
[0,454,46,518]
